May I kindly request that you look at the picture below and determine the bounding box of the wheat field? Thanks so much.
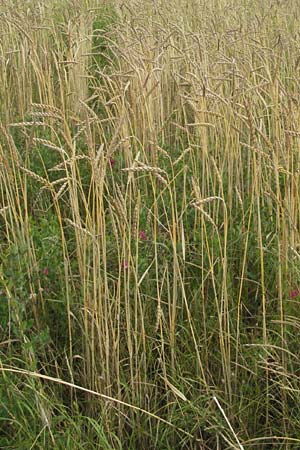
[1,0,300,448]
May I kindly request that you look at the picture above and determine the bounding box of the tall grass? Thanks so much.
[1,0,300,448]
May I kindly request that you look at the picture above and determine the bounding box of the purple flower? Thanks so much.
[109,158,116,167]
[290,290,300,299]
[139,230,147,241]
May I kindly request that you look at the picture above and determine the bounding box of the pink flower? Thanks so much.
[42,267,49,276]
[139,230,147,241]
[290,290,300,299]
[122,260,129,269]
[109,158,116,167]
